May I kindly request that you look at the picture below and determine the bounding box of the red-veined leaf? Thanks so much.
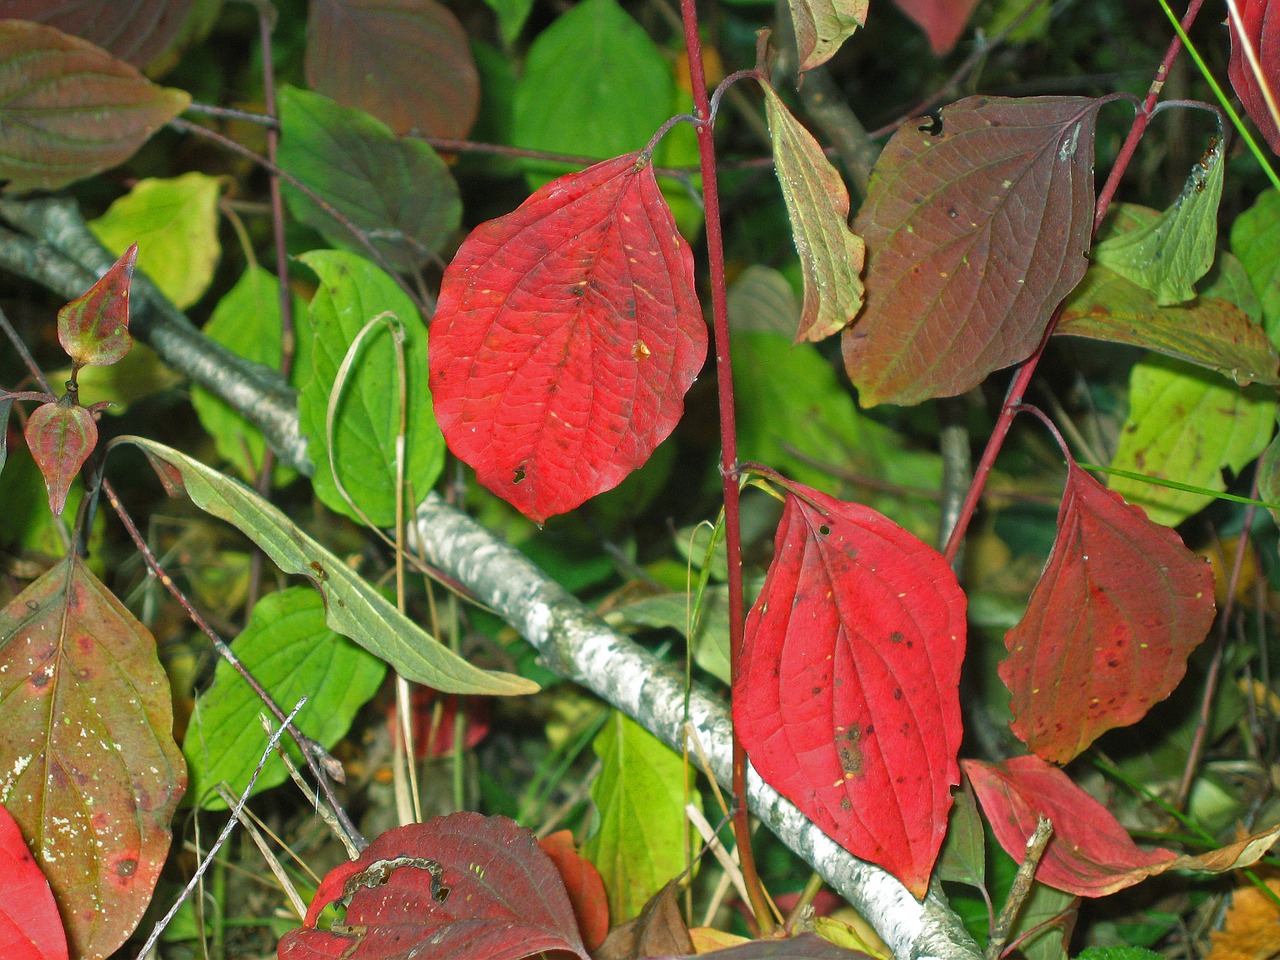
[999,460,1216,763]
[0,555,185,959]
[0,803,69,960]
[23,396,97,517]
[889,0,981,54]
[964,756,1280,897]
[0,0,194,67]
[429,152,707,523]
[1228,0,1280,155]
[280,813,591,960]
[58,243,136,369]
[539,830,610,953]
[845,96,1100,406]
[734,483,967,898]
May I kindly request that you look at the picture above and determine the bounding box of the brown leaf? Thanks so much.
[0,0,194,67]
[58,244,137,370]
[594,881,694,960]
[1207,869,1280,960]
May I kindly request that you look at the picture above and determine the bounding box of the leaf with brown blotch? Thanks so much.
[787,0,868,72]
[58,244,137,370]
[0,555,185,959]
[1228,0,1280,155]
[1000,460,1216,764]
[0,0,195,67]
[964,756,1280,898]
[762,85,865,343]
[734,483,967,898]
[0,802,69,960]
[845,96,1101,407]
[0,20,190,193]
[23,397,97,517]
[429,153,707,523]
[889,0,981,55]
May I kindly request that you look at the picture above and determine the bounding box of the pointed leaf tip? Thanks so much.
[58,244,137,369]
[24,397,97,516]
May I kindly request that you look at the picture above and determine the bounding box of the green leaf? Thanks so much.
[112,435,537,695]
[482,0,534,46]
[1258,412,1280,532]
[1108,355,1276,526]
[89,172,222,309]
[184,587,386,810]
[1075,948,1165,960]
[605,587,732,685]
[583,711,698,924]
[936,782,986,888]
[1092,137,1226,305]
[1230,187,1280,341]
[761,85,865,343]
[277,86,461,273]
[297,250,445,526]
[787,0,867,71]
[0,21,190,192]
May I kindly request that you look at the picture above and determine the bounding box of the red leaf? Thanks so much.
[0,0,195,67]
[1228,0,1280,155]
[23,396,97,516]
[999,461,1216,763]
[281,813,591,960]
[845,96,1100,406]
[430,153,707,523]
[539,830,610,952]
[733,484,967,898]
[0,803,69,960]
[58,243,136,369]
[388,687,490,760]
[889,0,981,54]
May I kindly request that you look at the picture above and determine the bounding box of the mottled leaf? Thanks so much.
[540,831,610,953]
[0,20,189,192]
[278,86,461,273]
[1231,188,1280,338]
[1000,461,1216,763]
[0,0,195,67]
[23,396,97,517]
[57,244,136,370]
[735,483,967,898]
[762,85,865,342]
[845,96,1100,406]
[0,802,69,960]
[788,0,867,71]
[429,153,706,523]
[304,0,479,140]
[280,814,590,960]
[0,555,184,959]
[889,0,981,54]
[1228,0,1280,154]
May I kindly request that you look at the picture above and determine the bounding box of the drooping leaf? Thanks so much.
[539,830,610,953]
[595,881,695,959]
[787,0,867,71]
[1230,187,1280,338]
[0,0,195,67]
[0,802,69,960]
[761,85,865,343]
[57,243,136,370]
[935,781,986,889]
[88,172,222,309]
[1227,0,1280,155]
[845,96,1100,406]
[296,250,444,525]
[0,20,190,193]
[280,813,591,960]
[114,435,537,695]
[277,86,461,273]
[1092,137,1226,305]
[429,153,707,523]
[583,712,699,923]
[23,396,97,517]
[1108,355,1276,527]
[734,483,967,898]
[0,554,184,959]
[304,0,479,140]
[889,0,982,54]
[1001,460,1215,763]
[184,588,386,810]
[964,755,1280,897]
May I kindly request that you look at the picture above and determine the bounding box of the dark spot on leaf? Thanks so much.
[309,561,328,582]
[513,466,526,484]
[840,796,852,811]
[889,631,904,644]
[837,725,863,776]
[818,524,831,536]
[893,688,903,700]
[29,668,51,690]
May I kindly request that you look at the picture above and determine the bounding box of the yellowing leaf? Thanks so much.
[1207,870,1280,960]
[788,0,868,71]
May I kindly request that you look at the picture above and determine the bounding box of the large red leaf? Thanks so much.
[999,461,1216,763]
[0,803,69,960]
[1228,0,1280,155]
[734,484,967,898]
[0,0,194,67]
[0,555,185,959]
[963,756,1280,897]
[430,153,707,523]
[280,813,591,960]
[844,96,1101,406]
[889,0,981,54]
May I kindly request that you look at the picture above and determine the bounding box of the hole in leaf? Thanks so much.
[513,467,526,484]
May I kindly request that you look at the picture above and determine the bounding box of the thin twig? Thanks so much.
[985,816,1054,960]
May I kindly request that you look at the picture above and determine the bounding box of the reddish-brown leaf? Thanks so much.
[0,803,69,960]
[429,153,706,523]
[0,555,185,959]
[0,0,194,67]
[58,243,136,369]
[734,484,967,898]
[305,0,479,140]
[539,830,610,952]
[845,96,1101,406]
[1228,0,1280,155]
[23,396,97,517]
[1000,461,1216,763]
[280,813,591,960]
[889,0,981,54]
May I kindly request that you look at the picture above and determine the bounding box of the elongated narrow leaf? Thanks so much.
[1000,460,1216,763]
[1228,0,1280,154]
[57,244,136,369]
[280,814,590,960]
[762,86,865,343]
[115,436,536,695]
[845,96,1100,406]
[734,483,967,898]
[964,756,1280,897]
[889,0,981,54]
[23,396,97,517]
[0,0,195,67]
[0,802,69,960]
[0,555,184,959]
[788,0,868,71]
[0,20,190,192]
[430,153,707,523]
